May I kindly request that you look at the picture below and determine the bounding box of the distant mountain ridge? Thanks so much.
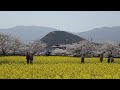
[77,26,120,43]
[0,26,60,43]
[0,26,120,44]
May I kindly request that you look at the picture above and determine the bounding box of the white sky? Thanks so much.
[0,11,120,32]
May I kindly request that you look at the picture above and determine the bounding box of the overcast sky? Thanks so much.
[0,11,120,32]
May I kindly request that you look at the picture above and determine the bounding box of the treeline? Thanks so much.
[1,32,120,58]
[49,41,120,58]
[0,32,46,56]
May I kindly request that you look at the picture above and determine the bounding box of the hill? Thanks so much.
[40,31,85,49]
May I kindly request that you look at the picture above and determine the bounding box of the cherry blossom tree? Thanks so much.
[51,48,72,56]
[0,33,25,55]
[29,39,47,55]
[99,41,120,57]
[0,33,13,55]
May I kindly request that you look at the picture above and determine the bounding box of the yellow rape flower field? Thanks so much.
[0,56,120,79]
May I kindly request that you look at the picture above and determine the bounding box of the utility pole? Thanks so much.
[91,37,92,42]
